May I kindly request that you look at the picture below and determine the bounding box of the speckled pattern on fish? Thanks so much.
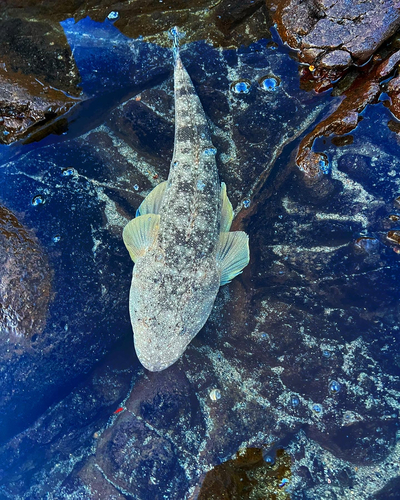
[123,53,249,371]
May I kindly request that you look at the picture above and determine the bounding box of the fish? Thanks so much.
[123,30,250,372]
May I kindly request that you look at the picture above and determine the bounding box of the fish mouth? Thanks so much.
[139,356,175,372]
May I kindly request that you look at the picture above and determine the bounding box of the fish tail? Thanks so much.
[169,26,185,61]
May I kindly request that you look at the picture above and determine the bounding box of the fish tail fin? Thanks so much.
[169,26,185,62]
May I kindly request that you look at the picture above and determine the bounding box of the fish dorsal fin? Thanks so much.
[217,231,250,286]
[123,214,160,262]
[220,182,233,233]
[136,181,167,217]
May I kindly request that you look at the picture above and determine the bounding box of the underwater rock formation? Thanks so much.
[0,205,51,337]
[0,2,400,499]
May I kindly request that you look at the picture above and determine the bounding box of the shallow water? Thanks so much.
[0,9,400,500]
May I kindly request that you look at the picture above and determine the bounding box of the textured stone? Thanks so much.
[0,205,52,338]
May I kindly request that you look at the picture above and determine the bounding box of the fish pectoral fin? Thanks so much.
[217,231,250,286]
[123,214,160,262]
[220,182,233,233]
[136,181,168,217]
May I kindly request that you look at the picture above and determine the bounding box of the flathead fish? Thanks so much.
[123,35,250,371]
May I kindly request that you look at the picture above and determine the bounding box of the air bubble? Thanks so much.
[259,75,281,92]
[61,167,75,176]
[32,195,44,206]
[243,199,250,208]
[262,452,275,466]
[173,160,179,167]
[133,184,139,191]
[328,380,341,394]
[317,153,330,174]
[107,11,119,20]
[290,395,300,408]
[312,404,322,413]
[230,80,251,95]
[53,235,61,243]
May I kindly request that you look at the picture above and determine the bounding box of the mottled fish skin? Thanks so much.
[129,56,221,372]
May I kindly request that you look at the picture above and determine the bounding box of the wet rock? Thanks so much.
[197,447,292,500]
[268,0,400,86]
[0,17,81,144]
[319,50,353,69]
[95,411,187,498]
[3,0,271,49]
[0,336,135,497]
[373,476,400,499]
[386,230,400,244]
[1,11,400,500]
[386,74,400,121]
[0,205,52,338]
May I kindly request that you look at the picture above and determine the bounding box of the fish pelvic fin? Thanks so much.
[220,182,233,233]
[136,181,167,217]
[123,214,160,262]
[217,231,250,286]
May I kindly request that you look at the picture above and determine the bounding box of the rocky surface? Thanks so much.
[0,204,52,341]
[267,0,400,90]
[0,17,81,144]
[1,3,400,500]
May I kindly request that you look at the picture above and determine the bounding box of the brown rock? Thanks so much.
[0,205,52,338]
[268,0,400,88]
[320,50,353,69]
[0,17,81,143]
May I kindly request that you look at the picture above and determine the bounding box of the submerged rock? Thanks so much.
[0,3,400,500]
[0,205,52,338]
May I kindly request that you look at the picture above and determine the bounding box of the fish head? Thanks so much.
[129,251,220,371]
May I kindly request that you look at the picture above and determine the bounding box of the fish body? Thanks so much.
[123,52,249,372]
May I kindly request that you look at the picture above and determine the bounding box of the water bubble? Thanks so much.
[197,180,205,191]
[329,380,341,394]
[243,199,251,208]
[107,11,119,20]
[209,389,221,401]
[312,404,322,413]
[31,195,44,206]
[322,350,331,358]
[133,184,139,191]
[262,452,275,466]
[259,75,281,92]
[317,153,330,174]
[173,160,179,167]
[290,395,300,408]
[203,148,217,156]
[230,80,251,95]
[279,478,289,488]
[61,167,75,176]
[52,235,61,243]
